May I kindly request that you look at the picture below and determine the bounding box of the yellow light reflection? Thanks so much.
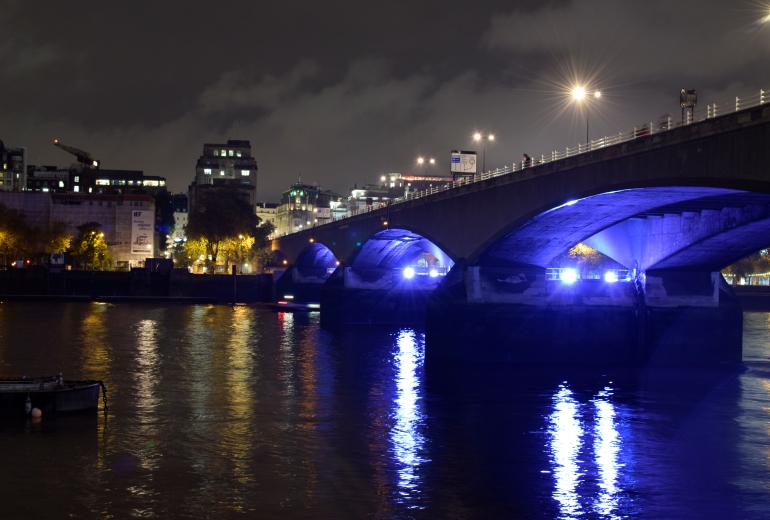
[217,306,256,512]
[134,318,162,487]
[278,311,297,398]
[79,303,115,479]
[80,303,114,377]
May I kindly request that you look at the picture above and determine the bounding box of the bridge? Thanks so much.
[271,89,770,366]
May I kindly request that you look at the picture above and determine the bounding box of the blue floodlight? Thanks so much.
[429,268,439,277]
[604,270,618,283]
[403,267,415,279]
[560,268,578,284]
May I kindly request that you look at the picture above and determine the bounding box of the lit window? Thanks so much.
[221,150,226,156]
[236,151,242,157]
[204,169,211,175]
[214,150,219,156]
[74,176,79,182]
[59,181,64,188]
[73,185,79,192]
[228,150,234,156]
[220,170,225,176]
[96,179,110,185]
[242,170,250,176]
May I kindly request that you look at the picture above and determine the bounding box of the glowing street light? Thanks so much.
[473,133,495,173]
[572,87,601,144]
[417,157,435,175]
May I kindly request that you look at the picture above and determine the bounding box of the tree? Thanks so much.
[70,222,112,270]
[0,202,33,266]
[552,243,610,271]
[224,234,255,272]
[723,249,770,284]
[251,221,276,272]
[41,220,73,254]
[185,188,261,272]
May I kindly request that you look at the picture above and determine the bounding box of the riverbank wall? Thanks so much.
[0,267,274,304]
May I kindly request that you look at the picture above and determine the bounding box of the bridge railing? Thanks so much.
[318,87,770,226]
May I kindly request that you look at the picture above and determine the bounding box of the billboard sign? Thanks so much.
[131,211,153,254]
[450,150,477,175]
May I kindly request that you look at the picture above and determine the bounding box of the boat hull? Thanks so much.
[0,379,102,416]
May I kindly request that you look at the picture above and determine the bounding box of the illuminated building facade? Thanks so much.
[167,193,188,247]
[256,202,279,236]
[0,141,27,192]
[25,166,73,193]
[275,183,345,236]
[73,169,166,196]
[346,173,453,215]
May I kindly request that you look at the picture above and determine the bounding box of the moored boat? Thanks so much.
[0,374,106,416]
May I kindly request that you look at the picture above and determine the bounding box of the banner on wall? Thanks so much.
[131,211,153,254]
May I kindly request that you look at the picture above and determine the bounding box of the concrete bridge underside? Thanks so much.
[270,105,770,366]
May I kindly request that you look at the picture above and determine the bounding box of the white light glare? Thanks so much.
[429,268,439,277]
[560,268,578,284]
[604,271,618,283]
[572,87,585,100]
[403,267,415,279]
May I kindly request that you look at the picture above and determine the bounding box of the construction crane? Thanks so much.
[53,140,100,169]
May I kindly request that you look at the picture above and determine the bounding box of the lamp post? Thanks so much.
[473,133,494,173]
[417,157,435,175]
[572,87,601,144]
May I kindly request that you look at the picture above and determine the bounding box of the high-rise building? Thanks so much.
[190,140,258,210]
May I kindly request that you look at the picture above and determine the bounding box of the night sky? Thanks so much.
[3,0,770,201]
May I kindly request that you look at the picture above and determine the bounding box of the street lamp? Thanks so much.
[572,87,601,144]
[473,133,494,173]
[417,157,435,175]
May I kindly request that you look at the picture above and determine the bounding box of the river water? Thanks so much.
[1,302,769,519]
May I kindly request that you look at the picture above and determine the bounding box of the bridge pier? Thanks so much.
[320,266,439,325]
[425,263,742,366]
[274,265,329,303]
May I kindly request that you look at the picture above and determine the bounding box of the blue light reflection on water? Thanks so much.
[592,387,622,519]
[547,382,629,519]
[390,329,428,508]
[548,384,585,517]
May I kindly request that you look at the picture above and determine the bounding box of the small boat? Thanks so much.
[0,374,106,416]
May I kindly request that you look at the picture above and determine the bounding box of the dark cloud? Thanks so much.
[2,0,770,201]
